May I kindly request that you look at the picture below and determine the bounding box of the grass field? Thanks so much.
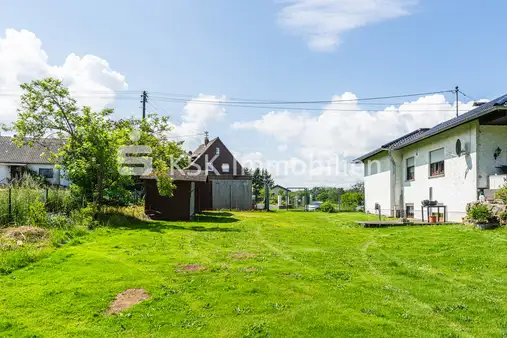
[1,211,507,337]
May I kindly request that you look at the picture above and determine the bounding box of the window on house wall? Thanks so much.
[222,163,230,173]
[429,148,445,177]
[406,157,415,181]
[368,160,379,175]
[39,168,54,179]
[216,147,220,155]
[405,204,414,218]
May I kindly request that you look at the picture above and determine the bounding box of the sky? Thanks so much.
[0,0,505,187]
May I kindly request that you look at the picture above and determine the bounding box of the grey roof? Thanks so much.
[353,129,429,163]
[0,136,64,164]
[392,93,507,150]
[354,92,507,162]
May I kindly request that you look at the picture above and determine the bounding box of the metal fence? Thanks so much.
[0,187,75,227]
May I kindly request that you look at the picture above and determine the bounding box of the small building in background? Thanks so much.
[271,185,291,196]
[0,136,69,186]
[188,134,252,210]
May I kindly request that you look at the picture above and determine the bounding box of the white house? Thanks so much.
[354,93,507,222]
[0,136,70,186]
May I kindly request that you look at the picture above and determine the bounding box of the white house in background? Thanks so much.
[354,93,507,222]
[0,136,69,186]
[271,185,291,195]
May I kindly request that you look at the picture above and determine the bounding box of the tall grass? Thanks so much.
[0,175,77,227]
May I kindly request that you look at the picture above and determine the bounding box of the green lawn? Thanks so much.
[1,211,507,337]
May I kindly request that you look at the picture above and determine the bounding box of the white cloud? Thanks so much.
[232,92,478,160]
[169,94,227,150]
[278,0,417,51]
[0,29,127,124]
[278,144,288,152]
[232,92,482,186]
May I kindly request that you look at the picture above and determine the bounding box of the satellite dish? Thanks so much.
[456,139,462,157]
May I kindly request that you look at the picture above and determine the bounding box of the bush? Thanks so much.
[320,201,337,213]
[27,200,48,227]
[494,185,507,204]
[467,203,494,224]
[499,211,507,224]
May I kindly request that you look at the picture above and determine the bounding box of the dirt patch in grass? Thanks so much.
[107,289,151,315]
[230,252,256,260]
[3,226,48,243]
[176,264,208,273]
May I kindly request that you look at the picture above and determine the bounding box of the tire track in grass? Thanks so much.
[361,238,472,337]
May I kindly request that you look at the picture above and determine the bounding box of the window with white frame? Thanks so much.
[406,157,415,181]
[222,163,230,173]
[429,148,445,177]
[216,147,220,155]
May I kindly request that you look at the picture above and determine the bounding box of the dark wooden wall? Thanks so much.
[144,180,191,221]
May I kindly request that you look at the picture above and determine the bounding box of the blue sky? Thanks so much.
[0,0,505,186]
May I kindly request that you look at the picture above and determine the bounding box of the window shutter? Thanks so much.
[406,157,415,167]
[430,148,444,163]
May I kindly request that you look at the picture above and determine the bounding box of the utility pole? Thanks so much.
[455,86,459,118]
[141,91,148,119]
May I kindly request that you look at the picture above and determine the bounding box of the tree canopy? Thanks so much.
[10,77,187,208]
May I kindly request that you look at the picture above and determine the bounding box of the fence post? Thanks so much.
[45,187,49,204]
[8,187,12,224]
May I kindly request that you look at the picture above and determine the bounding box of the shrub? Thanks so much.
[499,211,507,224]
[494,185,507,204]
[320,201,337,213]
[27,200,48,227]
[467,203,494,224]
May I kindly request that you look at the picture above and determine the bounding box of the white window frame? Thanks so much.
[429,148,445,178]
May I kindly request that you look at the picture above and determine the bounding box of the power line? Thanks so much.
[150,89,455,105]
[458,89,476,102]
[148,96,466,113]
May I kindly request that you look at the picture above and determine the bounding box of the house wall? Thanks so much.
[0,164,70,186]
[27,164,70,187]
[0,165,9,184]
[399,122,477,222]
[363,152,392,216]
[476,125,507,189]
[190,138,245,176]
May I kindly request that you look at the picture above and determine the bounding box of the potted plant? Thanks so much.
[466,202,498,230]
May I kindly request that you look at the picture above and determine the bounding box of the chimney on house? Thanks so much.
[204,131,209,145]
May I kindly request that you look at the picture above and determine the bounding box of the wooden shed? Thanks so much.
[143,171,209,221]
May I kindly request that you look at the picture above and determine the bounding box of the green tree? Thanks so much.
[340,192,364,210]
[11,77,186,208]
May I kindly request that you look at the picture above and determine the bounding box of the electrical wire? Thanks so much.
[150,89,455,105]
[148,96,464,113]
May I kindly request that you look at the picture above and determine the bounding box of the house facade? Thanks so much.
[188,135,252,210]
[0,136,69,186]
[355,94,507,222]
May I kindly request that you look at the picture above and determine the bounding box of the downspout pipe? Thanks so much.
[381,147,398,217]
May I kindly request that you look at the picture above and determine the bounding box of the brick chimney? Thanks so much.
[204,131,209,145]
